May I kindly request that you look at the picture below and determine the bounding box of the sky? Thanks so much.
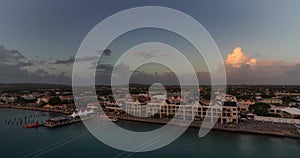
[0,0,300,85]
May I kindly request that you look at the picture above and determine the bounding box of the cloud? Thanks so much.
[0,45,71,84]
[97,49,112,56]
[225,47,257,67]
[224,47,300,84]
[129,50,166,60]
[51,56,75,65]
[0,45,32,66]
[93,62,210,85]
[51,55,99,65]
[1,43,299,85]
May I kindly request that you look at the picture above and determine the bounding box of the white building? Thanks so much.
[125,101,238,124]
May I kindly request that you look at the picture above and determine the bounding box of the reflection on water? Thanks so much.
[0,108,300,158]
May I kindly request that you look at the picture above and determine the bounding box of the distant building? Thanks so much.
[21,94,35,100]
[216,94,237,102]
[261,98,283,104]
[268,105,284,115]
[0,96,17,103]
[288,102,300,107]
[37,96,51,103]
[59,95,73,101]
[274,92,300,97]
[238,99,255,112]
[150,95,167,103]
[280,107,300,119]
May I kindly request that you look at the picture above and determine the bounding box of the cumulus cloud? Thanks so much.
[224,47,300,84]
[1,43,299,85]
[225,47,257,67]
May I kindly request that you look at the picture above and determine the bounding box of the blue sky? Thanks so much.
[0,0,299,84]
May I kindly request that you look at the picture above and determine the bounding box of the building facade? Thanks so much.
[125,101,238,124]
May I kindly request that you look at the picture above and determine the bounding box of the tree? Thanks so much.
[16,97,27,105]
[249,103,271,116]
[282,96,293,104]
[48,97,61,105]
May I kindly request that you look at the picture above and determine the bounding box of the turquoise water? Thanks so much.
[1,108,300,158]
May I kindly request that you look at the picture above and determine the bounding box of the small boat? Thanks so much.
[22,122,41,129]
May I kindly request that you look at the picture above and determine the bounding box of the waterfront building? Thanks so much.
[125,101,238,124]
[222,102,239,123]
[125,101,147,117]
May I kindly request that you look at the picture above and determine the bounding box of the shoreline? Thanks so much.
[1,105,300,139]
[115,116,300,139]
[0,104,72,115]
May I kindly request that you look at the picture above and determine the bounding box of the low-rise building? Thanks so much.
[37,96,51,103]
[261,98,283,104]
[216,94,237,102]
[268,105,284,116]
[280,107,300,119]
[21,94,35,100]
[125,101,238,124]
[238,99,255,112]
[0,96,17,103]
[59,95,74,101]
[288,102,300,107]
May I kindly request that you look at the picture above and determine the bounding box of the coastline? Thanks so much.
[115,115,300,139]
[0,104,72,115]
[1,105,300,139]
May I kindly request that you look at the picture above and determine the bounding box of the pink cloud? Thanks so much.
[223,47,300,84]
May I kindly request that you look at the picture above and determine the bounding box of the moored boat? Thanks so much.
[22,122,41,129]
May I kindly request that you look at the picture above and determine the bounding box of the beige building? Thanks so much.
[125,101,238,124]
[238,99,255,112]
[261,98,283,104]
[216,94,237,102]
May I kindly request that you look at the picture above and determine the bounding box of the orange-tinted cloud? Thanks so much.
[223,47,300,84]
[225,47,257,67]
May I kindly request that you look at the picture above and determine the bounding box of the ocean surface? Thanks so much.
[1,108,300,158]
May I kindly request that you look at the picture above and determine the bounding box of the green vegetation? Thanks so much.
[282,96,293,104]
[249,103,271,116]
[48,97,61,105]
[16,97,27,105]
